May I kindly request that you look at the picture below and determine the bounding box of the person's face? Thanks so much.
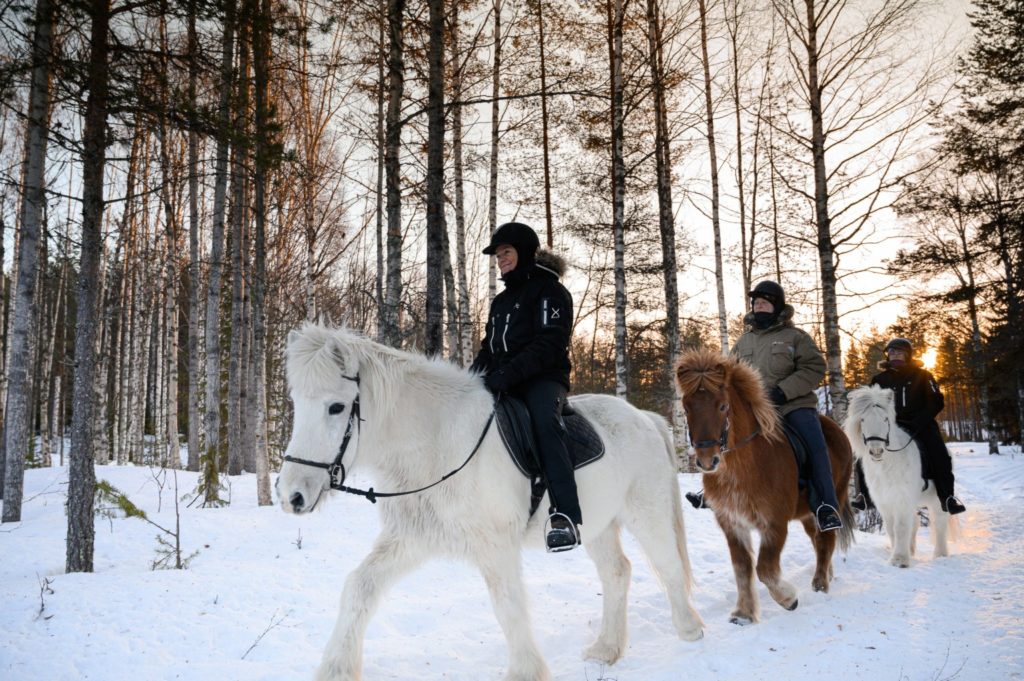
[888,348,908,362]
[495,244,518,275]
[752,297,774,313]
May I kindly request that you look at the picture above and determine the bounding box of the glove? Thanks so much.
[484,370,512,394]
[768,386,787,406]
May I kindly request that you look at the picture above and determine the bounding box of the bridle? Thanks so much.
[689,412,761,454]
[282,372,495,504]
[861,408,916,454]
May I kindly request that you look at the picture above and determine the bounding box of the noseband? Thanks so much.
[861,413,915,453]
[689,415,761,454]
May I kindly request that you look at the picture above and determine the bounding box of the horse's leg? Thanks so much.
[316,535,426,681]
[476,547,551,681]
[581,522,631,664]
[800,516,836,593]
[622,503,704,641]
[889,506,912,568]
[929,495,950,558]
[755,523,800,608]
[718,516,759,624]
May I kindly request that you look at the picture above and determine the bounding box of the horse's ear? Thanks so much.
[287,329,300,347]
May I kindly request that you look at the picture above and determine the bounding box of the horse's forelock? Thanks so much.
[286,323,352,397]
[675,348,727,396]
[846,385,893,436]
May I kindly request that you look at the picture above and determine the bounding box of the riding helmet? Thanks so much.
[482,222,541,257]
[749,280,786,312]
[885,337,913,356]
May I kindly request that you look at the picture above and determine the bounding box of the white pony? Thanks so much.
[275,324,704,681]
[844,385,950,567]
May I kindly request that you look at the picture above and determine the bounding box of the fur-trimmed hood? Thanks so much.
[742,303,795,331]
[534,249,568,278]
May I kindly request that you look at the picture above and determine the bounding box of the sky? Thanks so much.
[1,439,1022,680]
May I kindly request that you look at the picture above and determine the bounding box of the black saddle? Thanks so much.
[494,395,605,516]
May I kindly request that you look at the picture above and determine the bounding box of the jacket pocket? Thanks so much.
[769,343,794,378]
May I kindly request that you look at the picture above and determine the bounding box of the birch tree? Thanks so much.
[2,0,55,521]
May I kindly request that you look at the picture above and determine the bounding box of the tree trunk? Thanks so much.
[802,0,846,422]
[203,0,236,503]
[2,0,55,521]
[424,0,445,356]
[375,0,386,339]
[608,0,628,399]
[698,0,729,353]
[449,0,473,365]
[186,0,202,472]
[645,0,686,459]
[382,0,406,348]
[67,0,110,572]
[487,0,502,301]
[537,0,553,247]
[251,0,272,504]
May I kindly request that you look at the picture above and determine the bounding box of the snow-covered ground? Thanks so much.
[1,443,1022,681]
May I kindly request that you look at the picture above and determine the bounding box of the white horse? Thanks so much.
[275,323,704,681]
[844,385,950,567]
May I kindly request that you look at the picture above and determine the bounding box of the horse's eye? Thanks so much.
[719,403,728,412]
[328,403,345,415]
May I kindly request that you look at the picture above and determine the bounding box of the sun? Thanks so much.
[920,347,938,370]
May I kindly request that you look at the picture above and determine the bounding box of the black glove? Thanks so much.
[768,386,787,406]
[484,370,512,394]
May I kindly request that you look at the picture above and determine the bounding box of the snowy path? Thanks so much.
[1,444,1022,680]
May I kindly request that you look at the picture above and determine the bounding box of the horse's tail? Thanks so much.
[645,411,695,592]
[837,500,856,552]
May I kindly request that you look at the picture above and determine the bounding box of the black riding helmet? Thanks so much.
[482,222,540,258]
[749,280,785,313]
[885,337,914,356]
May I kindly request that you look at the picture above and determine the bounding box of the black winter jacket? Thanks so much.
[470,250,573,390]
[869,359,944,430]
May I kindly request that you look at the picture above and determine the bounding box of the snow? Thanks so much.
[1,444,1022,681]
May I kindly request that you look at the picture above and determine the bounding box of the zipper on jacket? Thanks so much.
[542,298,548,326]
[489,315,496,353]
[502,313,510,351]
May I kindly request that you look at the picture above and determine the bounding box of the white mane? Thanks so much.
[286,322,482,419]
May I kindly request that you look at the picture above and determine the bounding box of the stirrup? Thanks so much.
[545,512,581,553]
[685,490,708,510]
[944,495,966,515]
[815,503,843,532]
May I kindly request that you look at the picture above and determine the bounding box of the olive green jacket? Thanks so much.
[730,305,826,416]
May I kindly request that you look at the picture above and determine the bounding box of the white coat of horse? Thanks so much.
[844,385,951,567]
[275,324,704,681]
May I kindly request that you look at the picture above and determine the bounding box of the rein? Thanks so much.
[283,373,496,504]
[861,414,916,453]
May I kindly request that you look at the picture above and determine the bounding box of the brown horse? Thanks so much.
[675,348,855,625]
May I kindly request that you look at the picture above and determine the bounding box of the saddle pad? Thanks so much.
[495,396,606,479]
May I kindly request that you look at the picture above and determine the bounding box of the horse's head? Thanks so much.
[676,349,778,474]
[846,385,896,462]
[276,324,363,514]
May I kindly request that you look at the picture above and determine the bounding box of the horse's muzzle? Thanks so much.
[695,454,721,473]
[289,491,306,513]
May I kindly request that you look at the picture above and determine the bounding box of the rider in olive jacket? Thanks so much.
[470,222,580,552]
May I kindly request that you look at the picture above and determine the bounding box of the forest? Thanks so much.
[0,0,1020,573]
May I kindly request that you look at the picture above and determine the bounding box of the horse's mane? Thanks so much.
[286,322,481,413]
[675,348,781,441]
[844,384,894,444]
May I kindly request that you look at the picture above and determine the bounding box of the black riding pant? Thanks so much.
[904,419,956,501]
[513,378,582,526]
[784,407,839,511]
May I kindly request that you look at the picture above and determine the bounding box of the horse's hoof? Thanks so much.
[890,556,910,568]
[784,598,799,611]
[812,578,829,593]
[729,615,754,626]
[583,640,624,665]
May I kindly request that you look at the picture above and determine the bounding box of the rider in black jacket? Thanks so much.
[470,222,580,551]
[868,338,966,515]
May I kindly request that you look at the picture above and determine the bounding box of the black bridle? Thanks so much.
[282,373,495,504]
[861,414,916,453]
[690,414,761,454]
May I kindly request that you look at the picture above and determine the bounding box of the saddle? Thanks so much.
[494,395,605,517]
